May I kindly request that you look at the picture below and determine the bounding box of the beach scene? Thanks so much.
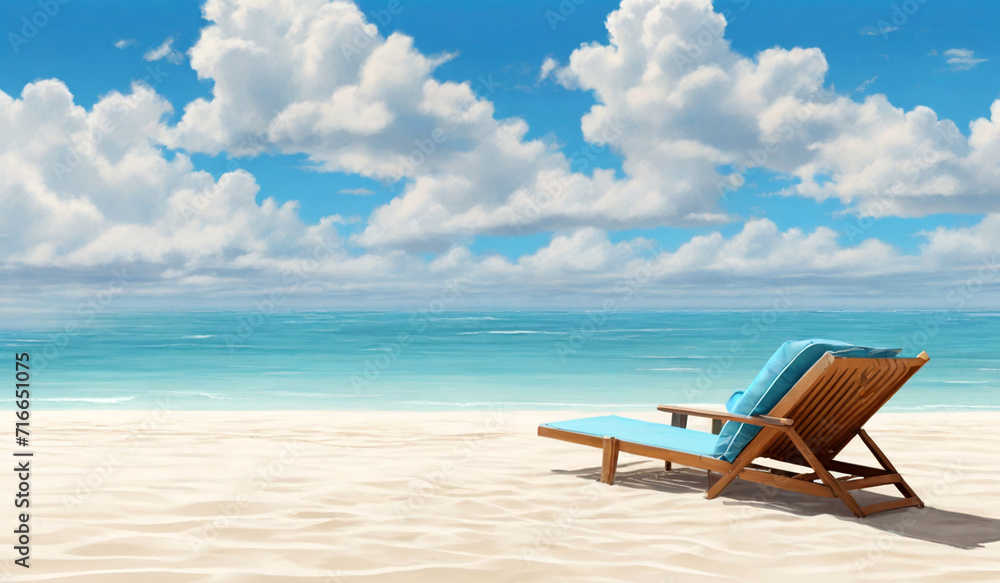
[2,0,1000,580]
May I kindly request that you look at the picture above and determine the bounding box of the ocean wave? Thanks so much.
[941,380,989,384]
[154,391,244,400]
[181,334,215,339]
[637,367,699,371]
[396,400,651,408]
[601,328,683,332]
[37,396,136,404]
[886,404,1000,411]
[635,355,710,359]
[457,330,564,335]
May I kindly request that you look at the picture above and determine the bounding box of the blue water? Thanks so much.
[3,311,999,410]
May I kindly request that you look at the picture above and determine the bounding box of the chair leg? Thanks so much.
[665,414,687,473]
[858,429,923,507]
[784,428,865,518]
[705,463,743,499]
[705,427,784,499]
[600,436,620,485]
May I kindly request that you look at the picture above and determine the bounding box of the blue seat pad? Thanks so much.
[542,415,719,457]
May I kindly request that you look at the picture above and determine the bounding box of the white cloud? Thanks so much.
[539,57,558,81]
[943,48,987,71]
[162,0,1000,251]
[163,0,737,251]
[859,25,897,37]
[114,39,136,49]
[853,76,877,93]
[556,0,1000,219]
[0,80,343,273]
[3,0,999,309]
[338,187,375,196]
[0,75,995,308]
[144,37,184,64]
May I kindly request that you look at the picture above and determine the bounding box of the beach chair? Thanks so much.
[538,340,929,518]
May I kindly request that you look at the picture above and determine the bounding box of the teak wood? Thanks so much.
[538,352,930,518]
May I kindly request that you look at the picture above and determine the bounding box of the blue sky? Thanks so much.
[1,0,998,308]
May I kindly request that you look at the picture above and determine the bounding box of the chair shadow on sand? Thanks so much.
[556,463,1000,549]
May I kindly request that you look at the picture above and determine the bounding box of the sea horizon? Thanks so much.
[7,310,998,411]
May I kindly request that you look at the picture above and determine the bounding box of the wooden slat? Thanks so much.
[784,426,865,517]
[618,441,731,473]
[858,428,923,503]
[706,426,786,499]
[861,496,922,516]
[737,469,835,498]
[656,405,792,427]
[538,425,603,448]
[841,473,902,491]
[826,460,884,478]
[762,356,928,464]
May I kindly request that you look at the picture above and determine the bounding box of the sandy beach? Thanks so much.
[4,409,999,582]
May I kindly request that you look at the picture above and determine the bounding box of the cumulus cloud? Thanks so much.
[557,0,1000,218]
[114,39,136,49]
[943,48,988,71]
[162,0,1000,252]
[0,80,343,276]
[144,37,184,64]
[163,0,736,251]
[539,57,559,81]
[2,0,999,309]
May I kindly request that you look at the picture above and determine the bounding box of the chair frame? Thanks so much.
[538,351,929,518]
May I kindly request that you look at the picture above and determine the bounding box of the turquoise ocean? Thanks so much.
[5,311,999,411]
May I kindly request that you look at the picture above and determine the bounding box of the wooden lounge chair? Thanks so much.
[539,350,929,518]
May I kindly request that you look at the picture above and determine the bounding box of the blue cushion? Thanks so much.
[543,415,719,457]
[713,339,900,462]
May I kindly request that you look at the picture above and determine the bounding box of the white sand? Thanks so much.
[4,410,999,582]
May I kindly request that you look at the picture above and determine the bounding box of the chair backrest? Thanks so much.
[760,352,929,464]
[713,339,903,462]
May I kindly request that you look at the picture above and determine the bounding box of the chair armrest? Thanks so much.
[656,405,793,427]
